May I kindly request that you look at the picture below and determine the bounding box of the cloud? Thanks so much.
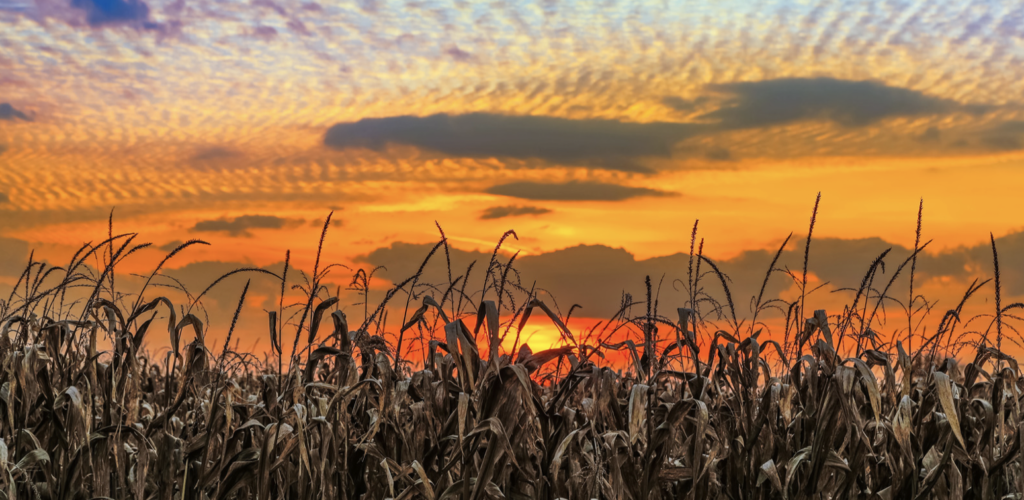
[359,242,784,320]
[925,121,1024,152]
[970,231,1024,296]
[444,45,473,61]
[662,96,711,113]
[359,231,1016,319]
[0,236,29,276]
[160,260,285,313]
[308,217,343,228]
[357,0,379,13]
[191,215,302,236]
[976,121,1024,151]
[251,0,287,16]
[187,147,249,172]
[156,259,363,341]
[190,148,241,162]
[320,79,988,174]
[485,181,674,202]
[70,0,151,26]
[700,78,985,129]
[791,237,969,290]
[0,103,30,121]
[324,113,699,172]
[704,147,732,161]
[286,19,311,36]
[158,240,184,252]
[919,126,942,143]
[480,205,552,220]
[251,25,279,41]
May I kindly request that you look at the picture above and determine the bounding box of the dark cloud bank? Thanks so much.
[323,78,992,174]
[325,112,699,173]
[701,77,986,129]
[359,232,1019,319]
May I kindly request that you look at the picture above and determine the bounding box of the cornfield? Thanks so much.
[1,204,1023,500]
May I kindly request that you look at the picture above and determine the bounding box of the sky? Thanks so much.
[2,0,1024,357]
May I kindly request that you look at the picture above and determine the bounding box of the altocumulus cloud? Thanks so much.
[480,205,552,220]
[485,181,674,202]
[191,215,303,237]
[324,113,700,172]
[700,77,986,129]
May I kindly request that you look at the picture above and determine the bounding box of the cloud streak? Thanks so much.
[485,181,674,201]
[480,205,552,220]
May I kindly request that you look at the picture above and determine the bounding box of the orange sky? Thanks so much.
[2,0,1024,360]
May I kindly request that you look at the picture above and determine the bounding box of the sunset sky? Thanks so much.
[2,0,1024,355]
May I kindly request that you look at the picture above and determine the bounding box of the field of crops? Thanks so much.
[1,206,1023,499]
